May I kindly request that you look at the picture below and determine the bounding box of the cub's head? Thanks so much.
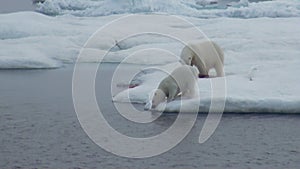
[145,89,166,110]
[151,89,166,109]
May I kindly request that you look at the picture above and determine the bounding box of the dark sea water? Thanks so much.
[0,63,299,169]
[0,0,34,13]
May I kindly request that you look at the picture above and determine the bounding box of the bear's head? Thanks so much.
[180,55,193,66]
[145,89,166,110]
[180,46,194,66]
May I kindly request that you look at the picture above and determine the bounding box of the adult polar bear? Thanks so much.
[180,40,224,77]
[145,65,199,109]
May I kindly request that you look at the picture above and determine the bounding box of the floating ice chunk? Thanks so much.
[196,0,218,7]
[227,0,249,8]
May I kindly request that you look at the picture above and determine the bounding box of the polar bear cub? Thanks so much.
[180,40,224,77]
[145,65,199,109]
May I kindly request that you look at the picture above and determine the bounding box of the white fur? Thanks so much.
[147,65,199,109]
[180,40,224,77]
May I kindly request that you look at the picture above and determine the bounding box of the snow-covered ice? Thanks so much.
[0,0,300,113]
[35,0,300,18]
[108,16,300,113]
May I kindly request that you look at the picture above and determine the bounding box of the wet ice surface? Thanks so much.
[0,64,299,168]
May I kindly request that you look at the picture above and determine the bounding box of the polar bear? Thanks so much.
[180,40,224,78]
[145,65,199,109]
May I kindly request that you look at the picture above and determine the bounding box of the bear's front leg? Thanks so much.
[167,84,178,102]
